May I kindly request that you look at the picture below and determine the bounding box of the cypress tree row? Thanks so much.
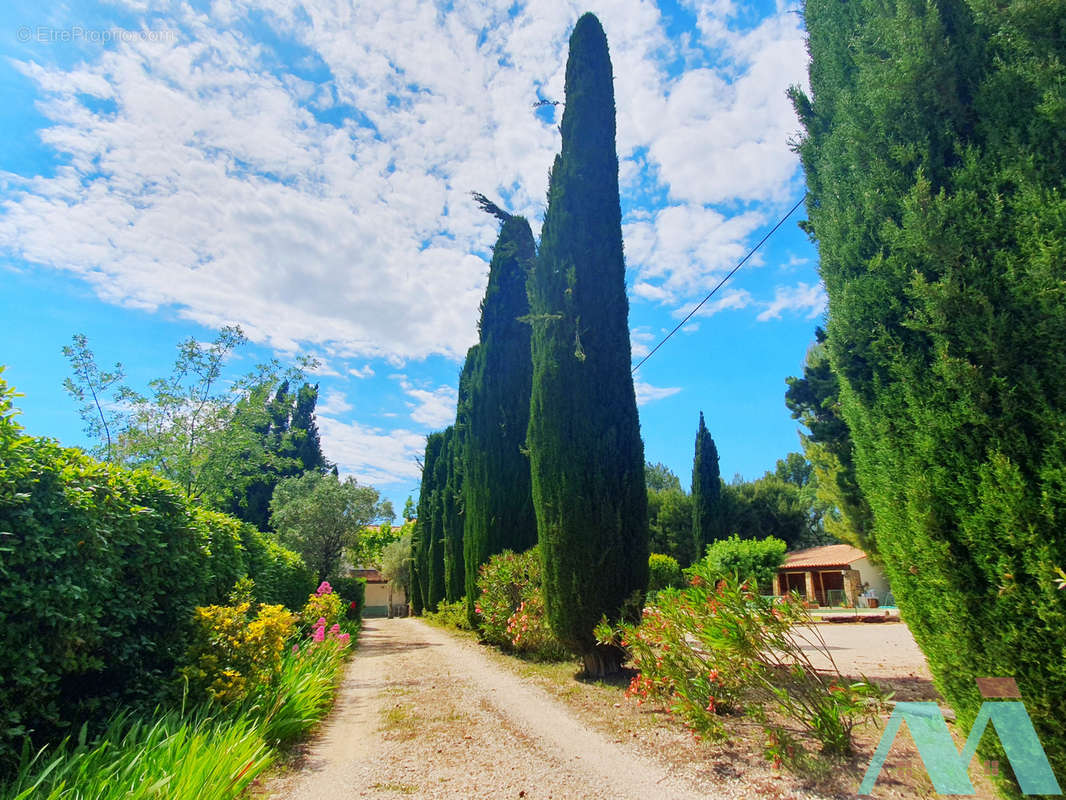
[425,426,451,611]
[412,431,445,614]
[793,0,1066,786]
[442,420,464,603]
[526,12,649,677]
[691,411,722,557]
[461,195,538,624]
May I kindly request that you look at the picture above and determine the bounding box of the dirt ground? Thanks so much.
[258,617,999,800]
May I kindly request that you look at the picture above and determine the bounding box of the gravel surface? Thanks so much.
[264,618,721,800]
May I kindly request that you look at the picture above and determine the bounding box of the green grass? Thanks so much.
[1,628,356,799]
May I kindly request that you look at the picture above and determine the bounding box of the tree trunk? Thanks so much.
[581,644,623,678]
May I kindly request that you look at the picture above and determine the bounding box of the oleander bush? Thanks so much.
[605,571,884,761]
[647,553,684,594]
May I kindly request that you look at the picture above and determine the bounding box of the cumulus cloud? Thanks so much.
[634,380,682,406]
[317,415,426,486]
[756,282,828,322]
[317,388,353,416]
[398,379,458,428]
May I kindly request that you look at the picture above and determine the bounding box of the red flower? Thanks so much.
[349,601,357,609]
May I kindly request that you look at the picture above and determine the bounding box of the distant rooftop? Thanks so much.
[781,544,868,570]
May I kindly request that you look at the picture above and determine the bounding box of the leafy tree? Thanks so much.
[526,13,648,676]
[63,326,310,507]
[785,331,876,556]
[721,474,813,550]
[691,412,724,552]
[461,195,538,623]
[225,380,332,530]
[61,334,124,462]
[645,461,681,492]
[648,487,696,566]
[350,520,410,569]
[269,471,393,583]
[792,0,1066,782]
[697,534,787,592]
[402,495,416,521]
[380,530,413,616]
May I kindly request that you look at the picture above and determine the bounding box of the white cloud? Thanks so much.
[398,379,458,429]
[317,415,425,486]
[634,379,682,406]
[349,364,375,379]
[630,326,656,359]
[317,388,353,416]
[685,287,753,318]
[756,282,828,322]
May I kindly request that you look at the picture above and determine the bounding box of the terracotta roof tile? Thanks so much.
[780,544,869,570]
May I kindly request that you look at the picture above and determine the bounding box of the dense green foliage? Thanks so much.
[442,425,464,604]
[647,554,683,594]
[645,462,681,492]
[785,331,875,556]
[647,484,696,566]
[329,575,367,619]
[526,13,648,674]
[611,575,882,760]
[697,535,787,592]
[411,432,445,613]
[474,547,570,661]
[720,471,820,550]
[269,471,393,584]
[462,200,538,625]
[224,380,331,531]
[691,412,723,554]
[793,0,1066,786]
[0,376,312,773]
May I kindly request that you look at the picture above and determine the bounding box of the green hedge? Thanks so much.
[330,575,367,619]
[0,381,313,773]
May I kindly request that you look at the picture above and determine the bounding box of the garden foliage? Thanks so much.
[526,12,648,675]
[793,0,1066,785]
[698,535,787,593]
[461,198,538,626]
[609,572,882,760]
[647,554,683,594]
[691,412,723,555]
[0,376,313,773]
[475,547,569,661]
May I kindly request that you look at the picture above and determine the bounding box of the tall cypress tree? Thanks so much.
[691,411,722,557]
[412,431,445,614]
[462,195,538,624]
[793,0,1066,784]
[442,419,464,604]
[527,13,648,676]
[425,426,451,611]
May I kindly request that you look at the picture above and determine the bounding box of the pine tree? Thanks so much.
[526,13,649,677]
[793,0,1066,783]
[691,412,722,557]
[461,195,538,624]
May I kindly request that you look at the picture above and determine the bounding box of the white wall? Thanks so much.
[852,557,889,596]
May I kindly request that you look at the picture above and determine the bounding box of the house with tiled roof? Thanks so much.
[773,544,890,607]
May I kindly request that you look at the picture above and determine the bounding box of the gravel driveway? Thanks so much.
[264,617,719,800]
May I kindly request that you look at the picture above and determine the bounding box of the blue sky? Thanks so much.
[0,0,824,514]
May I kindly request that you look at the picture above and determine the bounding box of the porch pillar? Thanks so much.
[804,571,817,603]
[843,569,861,607]
[772,572,782,597]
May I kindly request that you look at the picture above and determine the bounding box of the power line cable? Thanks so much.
[631,191,809,375]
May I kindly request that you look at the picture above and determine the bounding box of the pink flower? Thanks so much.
[312,628,325,643]
[292,644,300,654]
[337,633,350,644]
[317,581,333,596]
[330,623,341,636]
[317,617,326,626]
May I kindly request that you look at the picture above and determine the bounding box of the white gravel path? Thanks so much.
[265,617,724,800]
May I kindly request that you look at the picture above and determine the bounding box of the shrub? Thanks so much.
[647,554,683,593]
[608,571,883,759]
[240,525,315,611]
[423,600,473,631]
[180,599,296,706]
[475,547,570,660]
[697,535,787,593]
[0,377,314,773]
[298,582,344,633]
[329,575,367,620]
